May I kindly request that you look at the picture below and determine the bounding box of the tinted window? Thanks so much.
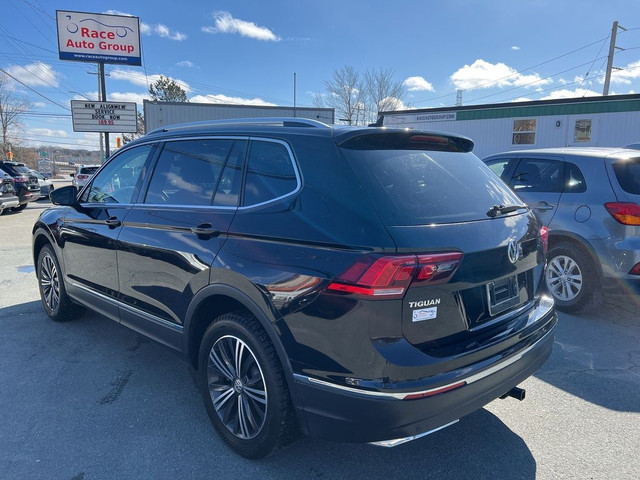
[612,158,640,195]
[510,158,563,193]
[341,149,523,225]
[145,139,240,206]
[485,158,512,179]
[81,145,152,204]
[80,167,100,175]
[213,141,246,207]
[243,140,298,206]
[564,162,587,193]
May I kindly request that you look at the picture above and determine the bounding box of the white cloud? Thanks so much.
[609,60,640,85]
[511,46,520,51]
[451,59,552,90]
[154,24,187,41]
[33,102,47,108]
[189,94,277,106]
[29,128,68,138]
[403,76,434,92]
[103,10,184,40]
[511,97,532,102]
[539,88,600,100]
[202,11,280,41]
[177,60,195,68]
[5,62,59,87]
[109,68,191,93]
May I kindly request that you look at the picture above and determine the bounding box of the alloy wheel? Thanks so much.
[207,335,267,440]
[546,254,583,301]
[40,253,60,312]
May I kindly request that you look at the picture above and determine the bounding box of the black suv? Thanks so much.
[0,161,40,210]
[0,168,19,214]
[33,118,556,458]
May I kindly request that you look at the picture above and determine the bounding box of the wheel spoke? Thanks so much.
[212,386,235,412]
[244,385,267,405]
[209,348,234,381]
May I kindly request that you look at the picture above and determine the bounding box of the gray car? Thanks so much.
[484,147,640,312]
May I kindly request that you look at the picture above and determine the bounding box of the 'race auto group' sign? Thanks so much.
[56,10,141,66]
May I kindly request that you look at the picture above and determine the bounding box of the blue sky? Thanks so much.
[3,0,640,150]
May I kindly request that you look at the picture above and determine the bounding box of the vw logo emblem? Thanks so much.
[507,239,519,264]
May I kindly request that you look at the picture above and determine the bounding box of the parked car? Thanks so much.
[0,168,20,214]
[30,170,55,198]
[71,164,100,188]
[0,161,40,211]
[33,118,556,459]
[484,147,640,312]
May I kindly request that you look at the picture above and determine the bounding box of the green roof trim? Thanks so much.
[456,98,640,121]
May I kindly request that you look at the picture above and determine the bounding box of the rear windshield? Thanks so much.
[612,158,640,195]
[80,167,99,175]
[340,148,524,225]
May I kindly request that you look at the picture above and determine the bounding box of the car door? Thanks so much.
[60,144,155,320]
[507,157,564,226]
[116,138,245,349]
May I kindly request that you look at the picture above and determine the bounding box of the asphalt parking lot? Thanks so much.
[0,191,638,480]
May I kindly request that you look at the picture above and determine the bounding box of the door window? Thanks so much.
[510,158,563,193]
[80,145,153,204]
[145,139,244,206]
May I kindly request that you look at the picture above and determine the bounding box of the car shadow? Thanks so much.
[534,290,640,413]
[1,301,537,479]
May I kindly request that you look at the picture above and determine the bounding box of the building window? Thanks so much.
[512,119,536,145]
[574,119,592,142]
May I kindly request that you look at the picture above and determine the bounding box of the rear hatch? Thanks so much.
[337,131,545,354]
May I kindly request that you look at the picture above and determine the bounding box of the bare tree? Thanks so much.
[363,68,406,124]
[149,75,188,102]
[315,67,407,125]
[314,66,365,125]
[122,111,146,144]
[0,74,31,157]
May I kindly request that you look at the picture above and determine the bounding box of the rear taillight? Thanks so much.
[77,174,89,180]
[327,252,463,298]
[605,202,640,226]
[13,177,28,183]
[540,226,549,254]
[630,263,640,275]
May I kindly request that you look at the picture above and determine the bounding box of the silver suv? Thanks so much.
[484,147,640,312]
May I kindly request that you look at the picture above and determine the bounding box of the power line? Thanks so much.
[0,66,70,110]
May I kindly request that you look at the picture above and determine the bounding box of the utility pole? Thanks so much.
[98,62,110,159]
[603,21,626,95]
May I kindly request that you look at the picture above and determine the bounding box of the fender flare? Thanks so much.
[183,283,301,405]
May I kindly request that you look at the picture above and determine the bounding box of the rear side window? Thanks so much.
[612,158,640,195]
[80,167,99,175]
[564,162,587,193]
[341,148,522,225]
[243,140,298,206]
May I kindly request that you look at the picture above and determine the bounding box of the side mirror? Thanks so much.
[50,185,78,206]
[70,173,75,177]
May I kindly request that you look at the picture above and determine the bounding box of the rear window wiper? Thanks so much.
[486,204,528,218]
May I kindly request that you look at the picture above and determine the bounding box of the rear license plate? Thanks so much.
[486,275,521,316]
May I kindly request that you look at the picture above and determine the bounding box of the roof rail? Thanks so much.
[147,117,331,135]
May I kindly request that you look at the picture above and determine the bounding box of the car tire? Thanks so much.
[198,311,298,459]
[12,203,27,211]
[545,242,602,313]
[37,245,85,322]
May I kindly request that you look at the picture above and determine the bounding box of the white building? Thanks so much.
[380,94,640,158]
[144,100,334,132]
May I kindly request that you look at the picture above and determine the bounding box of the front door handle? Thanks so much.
[104,216,121,228]
[533,201,554,211]
[190,223,219,238]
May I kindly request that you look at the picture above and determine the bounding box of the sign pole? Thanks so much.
[98,62,110,159]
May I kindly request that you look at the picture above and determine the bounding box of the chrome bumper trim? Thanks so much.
[369,420,459,447]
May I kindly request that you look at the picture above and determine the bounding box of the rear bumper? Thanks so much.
[292,301,556,444]
[0,196,19,210]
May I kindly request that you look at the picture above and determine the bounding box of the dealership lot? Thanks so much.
[1,198,638,479]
